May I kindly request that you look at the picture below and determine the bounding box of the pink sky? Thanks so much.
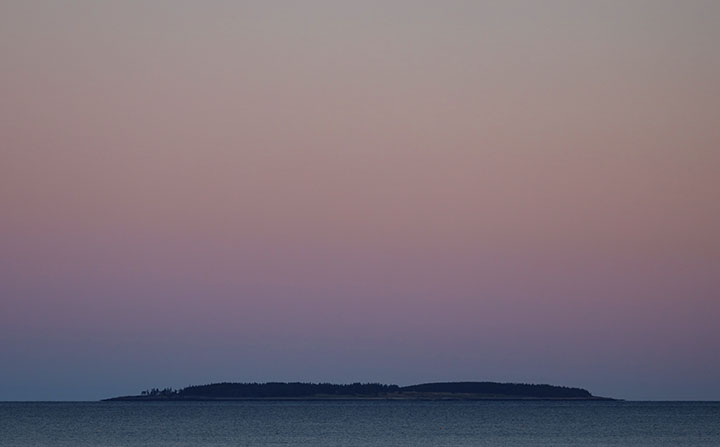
[1,0,719,400]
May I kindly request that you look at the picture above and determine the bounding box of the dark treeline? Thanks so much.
[133,381,593,399]
[180,382,399,398]
[402,382,592,398]
[141,387,177,397]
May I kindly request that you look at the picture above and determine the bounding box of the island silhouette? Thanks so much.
[105,381,614,401]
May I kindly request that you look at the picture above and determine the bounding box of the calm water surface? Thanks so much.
[1,401,719,446]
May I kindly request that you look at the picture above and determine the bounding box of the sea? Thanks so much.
[1,400,719,446]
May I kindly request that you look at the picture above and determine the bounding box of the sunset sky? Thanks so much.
[1,1,719,401]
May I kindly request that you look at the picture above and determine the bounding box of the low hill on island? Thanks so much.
[105,381,614,401]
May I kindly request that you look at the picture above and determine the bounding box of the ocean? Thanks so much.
[1,400,719,446]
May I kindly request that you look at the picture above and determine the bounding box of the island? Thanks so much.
[104,381,615,401]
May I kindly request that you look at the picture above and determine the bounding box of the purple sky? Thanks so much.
[1,0,719,401]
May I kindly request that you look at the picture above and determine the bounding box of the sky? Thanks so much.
[1,0,719,401]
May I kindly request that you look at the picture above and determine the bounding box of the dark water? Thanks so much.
[1,401,719,446]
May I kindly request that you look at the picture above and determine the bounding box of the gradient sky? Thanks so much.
[1,1,719,401]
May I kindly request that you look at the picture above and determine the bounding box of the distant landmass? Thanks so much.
[104,381,615,401]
